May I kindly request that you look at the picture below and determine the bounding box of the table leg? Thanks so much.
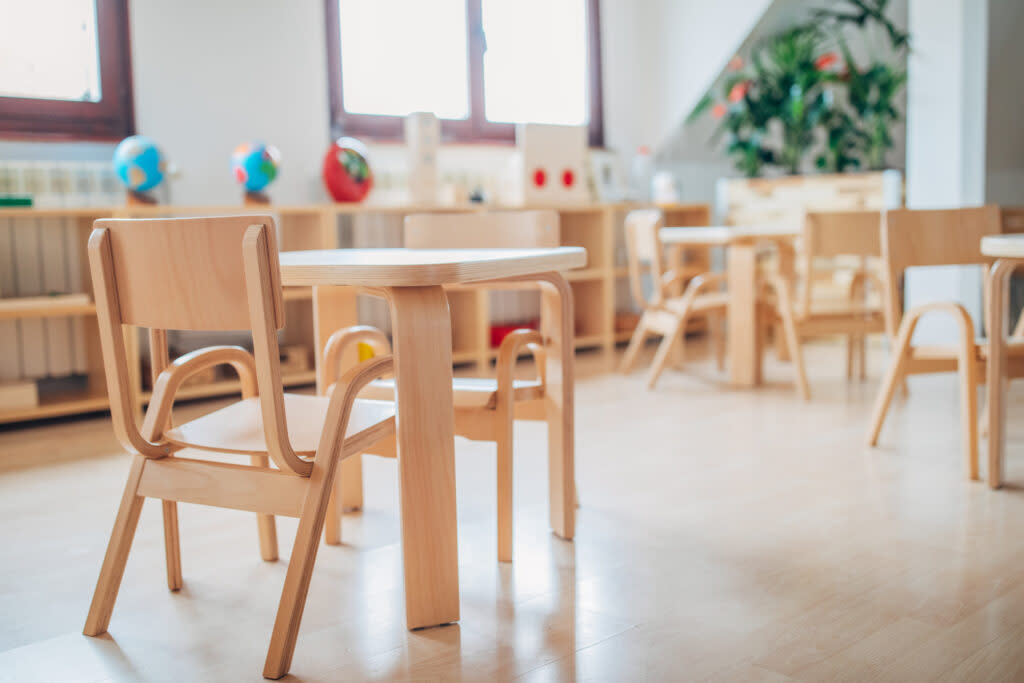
[386,285,460,629]
[986,260,1014,489]
[728,243,761,387]
[313,286,362,547]
[539,274,576,540]
[774,242,796,361]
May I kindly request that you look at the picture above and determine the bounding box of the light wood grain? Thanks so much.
[83,215,398,679]
[869,207,1005,480]
[279,248,586,287]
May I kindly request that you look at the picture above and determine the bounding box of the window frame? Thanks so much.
[0,0,136,141]
[324,0,604,146]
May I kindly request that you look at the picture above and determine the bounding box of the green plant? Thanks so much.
[688,0,909,177]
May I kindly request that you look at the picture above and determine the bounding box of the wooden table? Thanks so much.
[983,235,1024,488]
[278,247,586,629]
[660,226,799,387]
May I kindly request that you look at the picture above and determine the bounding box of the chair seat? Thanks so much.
[164,393,395,457]
[359,377,544,409]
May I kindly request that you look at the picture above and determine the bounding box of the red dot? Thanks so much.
[562,169,575,188]
[533,168,547,188]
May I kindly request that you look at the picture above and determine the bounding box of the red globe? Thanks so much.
[322,137,373,202]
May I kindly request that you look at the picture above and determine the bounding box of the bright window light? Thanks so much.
[0,0,101,102]
[481,0,588,125]
[339,0,469,119]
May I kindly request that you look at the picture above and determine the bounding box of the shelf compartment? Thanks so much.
[0,385,109,424]
[0,294,94,320]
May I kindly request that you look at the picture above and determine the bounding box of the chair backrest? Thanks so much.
[880,206,1002,334]
[88,215,305,473]
[799,210,883,313]
[404,210,560,248]
[623,209,666,309]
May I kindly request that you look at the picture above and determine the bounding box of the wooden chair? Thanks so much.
[321,210,571,563]
[620,209,728,388]
[619,210,809,397]
[81,215,396,679]
[865,206,1021,479]
[790,210,887,382]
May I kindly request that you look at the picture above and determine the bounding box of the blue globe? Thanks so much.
[231,142,280,193]
[112,136,166,192]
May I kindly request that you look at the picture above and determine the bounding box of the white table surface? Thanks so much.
[279,247,587,287]
[981,235,1024,258]
[660,225,799,245]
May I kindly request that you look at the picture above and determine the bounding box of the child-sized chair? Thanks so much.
[866,206,1016,479]
[790,210,887,384]
[82,215,395,679]
[619,209,729,389]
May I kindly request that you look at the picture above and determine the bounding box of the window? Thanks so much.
[0,0,135,140]
[325,0,603,145]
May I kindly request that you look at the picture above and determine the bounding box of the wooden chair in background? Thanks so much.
[790,210,887,383]
[82,215,395,679]
[865,206,1019,480]
[321,210,573,563]
[620,209,728,388]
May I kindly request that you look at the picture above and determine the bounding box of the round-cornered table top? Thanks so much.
[659,225,799,246]
[279,247,587,287]
[981,235,1024,259]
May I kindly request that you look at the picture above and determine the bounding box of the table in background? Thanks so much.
[660,226,800,388]
[279,247,585,629]
[982,235,1024,488]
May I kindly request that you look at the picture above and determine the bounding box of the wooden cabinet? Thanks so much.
[0,201,708,424]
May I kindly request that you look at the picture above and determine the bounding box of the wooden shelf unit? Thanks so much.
[0,201,708,424]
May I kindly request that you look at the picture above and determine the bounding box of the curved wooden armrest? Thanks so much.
[497,329,546,389]
[893,301,976,353]
[680,271,727,297]
[322,325,392,387]
[141,346,258,444]
[318,354,396,464]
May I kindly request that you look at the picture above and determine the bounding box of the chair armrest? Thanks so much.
[141,346,258,442]
[496,329,546,390]
[681,271,727,297]
[894,301,976,354]
[318,354,396,465]
[322,325,392,388]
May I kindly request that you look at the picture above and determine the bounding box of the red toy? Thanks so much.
[322,137,373,202]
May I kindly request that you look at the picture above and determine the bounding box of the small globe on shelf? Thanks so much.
[231,142,280,204]
[112,135,167,204]
[322,137,373,203]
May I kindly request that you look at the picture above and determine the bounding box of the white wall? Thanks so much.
[600,0,773,161]
[903,0,989,342]
[129,0,331,205]
[985,0,1024,204]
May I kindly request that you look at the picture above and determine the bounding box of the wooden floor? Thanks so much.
[4,340,1024,682]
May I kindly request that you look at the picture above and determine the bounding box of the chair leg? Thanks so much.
[620,316,650,373]
[496,402,514,563]
[846,334,855,380]
[858,334,868,381]
[647,317,686,389]
[780,313,810,401]
[84,456,146,637]
[957,346,980,481]
[711,312,726,372]
[866,322,912,446]
[249,455,279,560]
[324,479,342,546]
[161,501,183,590]
[263,454,339,679]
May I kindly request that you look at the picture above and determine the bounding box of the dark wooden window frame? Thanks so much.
[0,0,135,141]
[324,0,604,147]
